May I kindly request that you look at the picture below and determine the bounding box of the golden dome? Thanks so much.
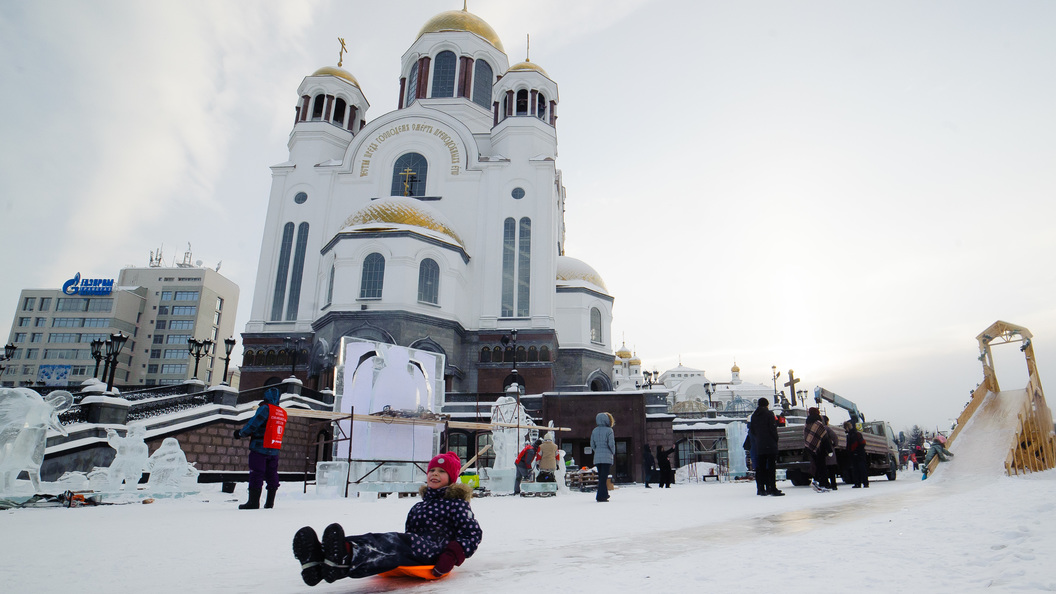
[555,255,607,292]
[343,197,464,248]
[613,357,622,365]
[417,9,504,52]
[615,345,632,359]
[508,60,548,77]
[731,363,740,373]
[311,66,361,89]
[629,356,642,365]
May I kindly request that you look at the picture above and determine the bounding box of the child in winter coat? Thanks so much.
[291,452,483,586]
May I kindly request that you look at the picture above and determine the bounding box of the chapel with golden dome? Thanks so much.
[241,6,615,395]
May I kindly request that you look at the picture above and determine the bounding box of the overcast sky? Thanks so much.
[2,1,1054,432]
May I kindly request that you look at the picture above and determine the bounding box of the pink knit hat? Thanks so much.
[428,452,462,479]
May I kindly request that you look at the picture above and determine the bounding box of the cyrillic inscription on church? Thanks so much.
[359,122,461,177]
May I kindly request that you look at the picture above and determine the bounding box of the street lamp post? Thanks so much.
[105,332,129,392]
[90,339,105,379]
[219,337,237,386]
[0,343,17,376]
[284,336,302,377]
[771,365,781,397]
[187,338,214,380]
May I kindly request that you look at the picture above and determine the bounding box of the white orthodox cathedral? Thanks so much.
[240,7,615,395]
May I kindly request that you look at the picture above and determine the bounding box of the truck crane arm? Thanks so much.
[814,387,865,423]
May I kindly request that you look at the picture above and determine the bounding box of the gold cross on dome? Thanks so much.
[399,167,416,196]
[338,38,347,67]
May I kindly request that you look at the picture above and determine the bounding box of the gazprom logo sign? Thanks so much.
[62,272,114,296]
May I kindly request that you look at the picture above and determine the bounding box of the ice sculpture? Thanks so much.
[106,424,149,491]
[0,388,74,494]
[488,395,532,470]
[145,438,199,494]
[726,421,749,478]
[555,449,569,493]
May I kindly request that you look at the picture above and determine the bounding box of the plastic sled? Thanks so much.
[378,565,447,580]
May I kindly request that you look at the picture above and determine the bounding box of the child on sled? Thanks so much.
[292,452,483,585]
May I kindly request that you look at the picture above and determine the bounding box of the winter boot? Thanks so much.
[264,488,277,509]
[292,527,325,586]
[239,488,262,509]
[321,523,352,583]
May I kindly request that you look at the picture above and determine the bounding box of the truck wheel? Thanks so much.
[787,470,810,487]
[886,455,897,481]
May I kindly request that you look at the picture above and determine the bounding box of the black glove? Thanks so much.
[431,541,465,577]
[233,429,241,439]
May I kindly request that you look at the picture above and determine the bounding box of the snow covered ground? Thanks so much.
[2,461,1055,593]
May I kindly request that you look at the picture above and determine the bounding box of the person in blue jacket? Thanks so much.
[590,412,615,502]
[233,386,286,509]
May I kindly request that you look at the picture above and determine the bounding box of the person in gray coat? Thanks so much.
[590,412,615,502]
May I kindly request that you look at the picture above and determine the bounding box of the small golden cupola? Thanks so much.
[296,39,370,135]
[495,35,558,126]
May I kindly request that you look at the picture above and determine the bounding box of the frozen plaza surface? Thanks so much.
[2,466,1055,593]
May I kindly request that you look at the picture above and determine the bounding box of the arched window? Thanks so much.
[311,94,325,120]
[242,350,254,367]
[517,218,531,317]
[501,94,509,119]
[431,51,456,98]
[448,432,469,465]
[417,258,440,304]
[286,222,309,321]
[276,350,287,367]
[527,346,538,362]
[516,89,529,115]
[504,346,514,363]
[360,253,385,299]
[326,264,335,306]
[406,65,418,107]
[255,351,266,366]
[479,348,491,363]
[590,307,602,343]
[391,152,428,197]
[501,217,531,317]
[536,93,547,120]
[472,60,493,108]
[491,346,503,362]
[539,346,550,362]
[265,350,277,366]
[516,346,526,362]
[333,98,347,126]
[476,433,495,468]
[270,222,294,321]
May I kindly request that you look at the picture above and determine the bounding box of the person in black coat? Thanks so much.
[749,397,784,496]
[642,443,656,488]
[656,445,676,488]
[844,421,869,488]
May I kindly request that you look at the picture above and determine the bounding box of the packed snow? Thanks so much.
[2,460,1055,593]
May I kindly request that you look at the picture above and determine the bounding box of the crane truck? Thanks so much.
[774,387,900,486]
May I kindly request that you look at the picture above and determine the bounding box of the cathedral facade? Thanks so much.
[239,8,615,396]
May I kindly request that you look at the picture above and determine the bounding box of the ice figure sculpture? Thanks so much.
[0,388,74,494]
[488,396,533,470]
[106,424,149,491]
[555,449,569,493]
[726,421,749,478]
[145,438,199,494]
[338,341,444,485]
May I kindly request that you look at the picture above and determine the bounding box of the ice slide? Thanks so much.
[928,321,1056,479]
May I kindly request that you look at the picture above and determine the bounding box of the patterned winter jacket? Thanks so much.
[804,419,830,455]
[406,481,483,562]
